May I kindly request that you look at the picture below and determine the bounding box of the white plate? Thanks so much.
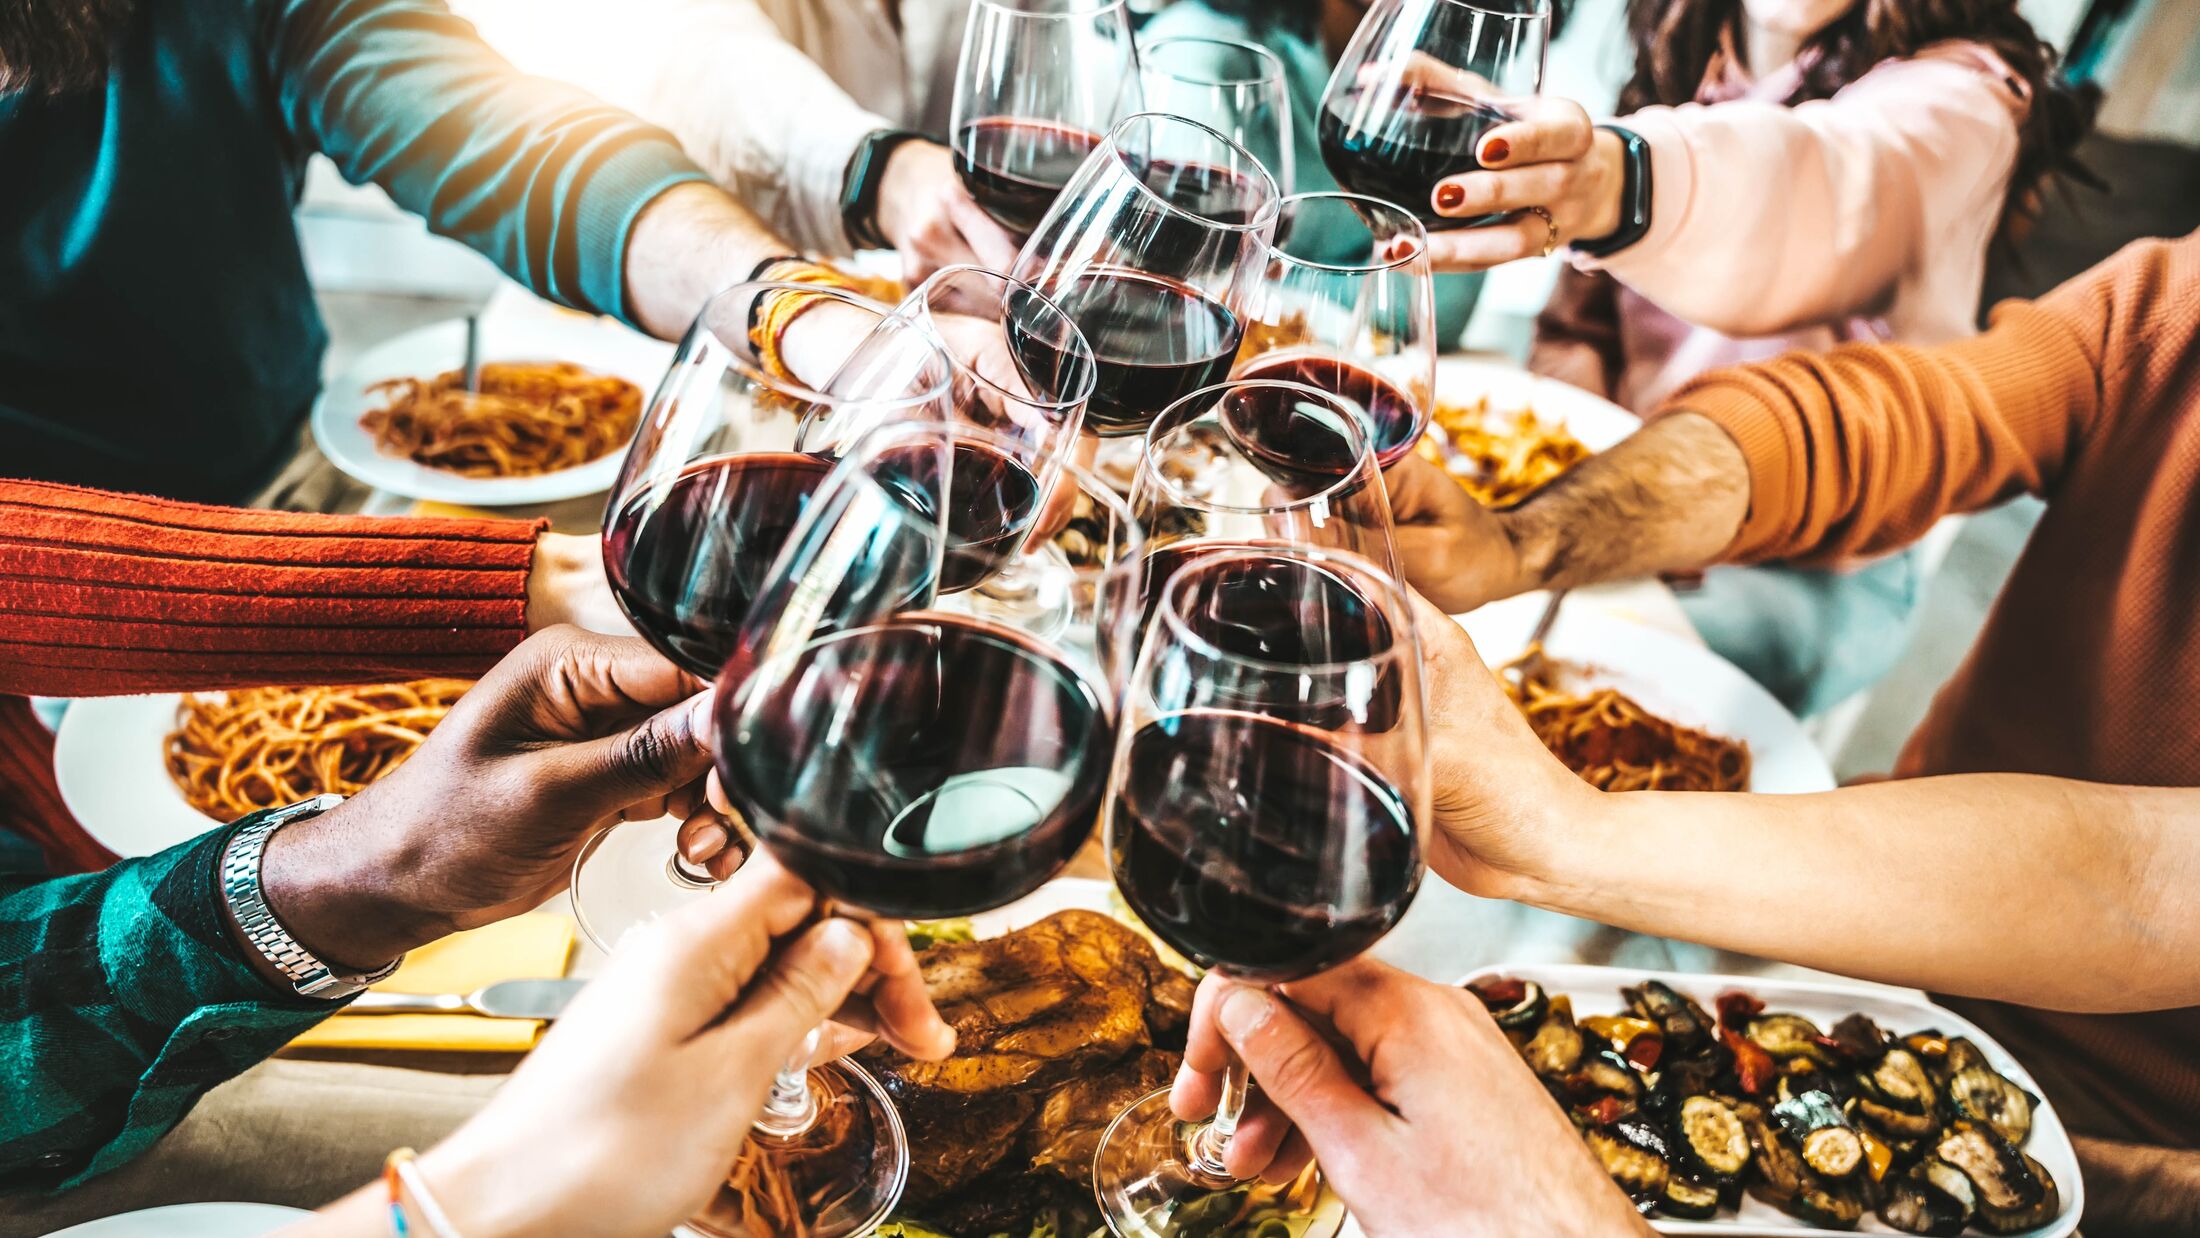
[1435,356,1641,451]
[53,693,221,858]
[1456,963,2082,1237]
[38,1202,310,1237]
[1458,601,1836,795]
[310,314,672,507]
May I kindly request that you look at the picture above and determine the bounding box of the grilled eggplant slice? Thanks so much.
[1739,1101,1805,1203]
[1944,1037,1989,1076]
[1624,980,1712,1053]
[1827,1012,1887,1064]
[1852,1096,1938,1140]
[1773,1090,1863,1179]
[1659,1175,1721,1220]
[1749,1013,1832,1063]
[1524,995,1585,1078]
[1569,1046,1645,1101]
[1651,1052,1724,1111]
[1585,1120,1671,1210]
[1467,977,1548,1032]
[1675,1094,1750,1182]
[1877,1160,1975,1236]
[1937,1125,2044,1213]
[1793,1178,1866,1229]
[1948,1066,2034,1146]
[1863,1048,1937,1116]
[1977,1154,2059,1234]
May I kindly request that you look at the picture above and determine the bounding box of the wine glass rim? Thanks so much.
[1139,36,1288,87]
[1139,379,1379,515]
[1100,112,1282,234]
[1267,192,1429,275]
[1152,543,1421,677]
[969,0,1129,19]
[694,280,952,410]
[1430,0,1552,17]
[900,264,1099,412]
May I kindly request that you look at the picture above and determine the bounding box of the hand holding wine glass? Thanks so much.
[1419,94,1629,270]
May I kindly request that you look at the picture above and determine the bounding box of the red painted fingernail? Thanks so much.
[1482,136,1511,164]
[1435,183,1466,211]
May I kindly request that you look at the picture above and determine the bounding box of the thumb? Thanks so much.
[707,917,876,1062]
[556,688,717,814]
[1214,985,1395,1158]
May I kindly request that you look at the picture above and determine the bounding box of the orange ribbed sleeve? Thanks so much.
[0,480,546,697]
[1653,237,2200,567]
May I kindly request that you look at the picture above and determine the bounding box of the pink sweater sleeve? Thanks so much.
[1584,43,2027,338]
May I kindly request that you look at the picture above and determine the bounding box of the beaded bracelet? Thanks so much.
[384,1147,463,1238]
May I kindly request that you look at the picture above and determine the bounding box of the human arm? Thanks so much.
[267,0,787,339]
[280,856,949,1238]
[1425,47,2025,337]
[1167,960,1654,1237]
[0,479,617,697]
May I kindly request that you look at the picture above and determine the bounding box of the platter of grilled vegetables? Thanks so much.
[1461,965,2079,1236]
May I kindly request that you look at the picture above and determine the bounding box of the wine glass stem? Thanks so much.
[753,1024,824,1138]
[1190,1054,1251,1180]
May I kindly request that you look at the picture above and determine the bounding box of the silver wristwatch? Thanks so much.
[220,794,403,999]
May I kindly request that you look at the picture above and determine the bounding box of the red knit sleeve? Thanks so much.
[0,480,547,696]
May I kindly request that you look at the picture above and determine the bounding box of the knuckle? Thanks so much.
[1262,1034,1332,1100]
[613,719,680,789]
[767,958,843,1023]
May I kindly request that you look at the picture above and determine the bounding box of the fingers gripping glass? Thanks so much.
[1094,547,1430,1237]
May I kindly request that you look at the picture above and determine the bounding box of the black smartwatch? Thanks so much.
[1571,124,1652,258]
[840,129,929,250]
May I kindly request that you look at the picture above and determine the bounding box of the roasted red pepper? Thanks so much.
[1623,1032,1664,1072]
[1716,990,1764,1033]
[1470,977,1527,1008]
[1722,1027,1776,1095]
[1579,1095,1626,1127]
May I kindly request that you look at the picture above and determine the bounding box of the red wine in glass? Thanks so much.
[1034,270,1242,437]
[954,118,1106,235]
[605,452,837,679]
[1111,711,1421,983]
[1234,353,1425,468]
[876,439,1045,594]
[717,614,1112,919]
[1318,89,1517,230]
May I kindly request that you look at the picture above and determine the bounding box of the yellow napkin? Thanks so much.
[286,915,575,1053]
[407,499,503,521]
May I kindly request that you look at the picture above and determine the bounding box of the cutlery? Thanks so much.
[346,977,584,1020]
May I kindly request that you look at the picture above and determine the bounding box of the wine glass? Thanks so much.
[1233,192,1436,467]
[951,0,1143,236]
[1138,36,1295,194]
[801,265,1096,606]
[1093,545,1430,1238]
[1316,0,1552,230]
[1012,112,1281,439]
[572,281,950,953]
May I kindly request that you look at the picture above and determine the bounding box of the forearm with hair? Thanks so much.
[1499,412,1751,592]
[1520,776,2200,1013]
[622,182,796,341]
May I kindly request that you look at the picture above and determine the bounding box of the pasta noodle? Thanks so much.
[1501,647,1750,792]
[1419,398,1592,508]
[359,362,640,478]
[164,680,470,821]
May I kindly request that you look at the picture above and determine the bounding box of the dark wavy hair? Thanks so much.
[0,0,135,98]
[1617,0,2099,238]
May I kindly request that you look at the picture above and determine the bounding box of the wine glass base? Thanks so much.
[569,817,720,953]
[1093,1087,1345,1238]
[678,1059,909,1238]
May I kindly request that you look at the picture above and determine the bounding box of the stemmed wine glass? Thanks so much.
[1093,545,1430,1238]
[572,281,950,951]
[1011,112,1281,439]
[1317,0,1552,230]
[952,0,1143,236]
[1232,192,1436,466]
[1138,36,1295,194]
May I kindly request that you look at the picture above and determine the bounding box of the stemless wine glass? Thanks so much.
[1012,112,1281,439]
[1138,36,1295,194]
[1316,0,1552,230]
[572,281,950,951]
[951,0,1143,235]
[1094,545,1430,1238]
[1233,192,1436,466]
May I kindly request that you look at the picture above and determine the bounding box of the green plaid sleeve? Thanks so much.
[0,824,343,1191]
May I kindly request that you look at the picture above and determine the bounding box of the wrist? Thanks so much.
[525,532,589,633]
[257,795,445,974]
[1493,506,1556,595]
[1577,128,1628,245]
[413,1135,557,1238]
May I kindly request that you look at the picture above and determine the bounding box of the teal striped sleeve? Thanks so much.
[0,826,340,1190]
[262,0,712,328]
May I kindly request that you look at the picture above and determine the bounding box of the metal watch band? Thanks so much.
[1572,124,1653,259]
[220,794,401,1000]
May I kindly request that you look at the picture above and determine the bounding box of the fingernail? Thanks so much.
[1434,183,1466,211]
[683,828,726,863]
[1218,986,1274,1042]
[1481,136,1511,164]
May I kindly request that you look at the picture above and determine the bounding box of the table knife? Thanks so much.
[346,978,585,1020]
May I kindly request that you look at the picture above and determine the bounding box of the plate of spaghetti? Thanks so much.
[53,681,470,858]
[1458,600,1834,796]
[1425,358,1640,506]
[312,313,674,506]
